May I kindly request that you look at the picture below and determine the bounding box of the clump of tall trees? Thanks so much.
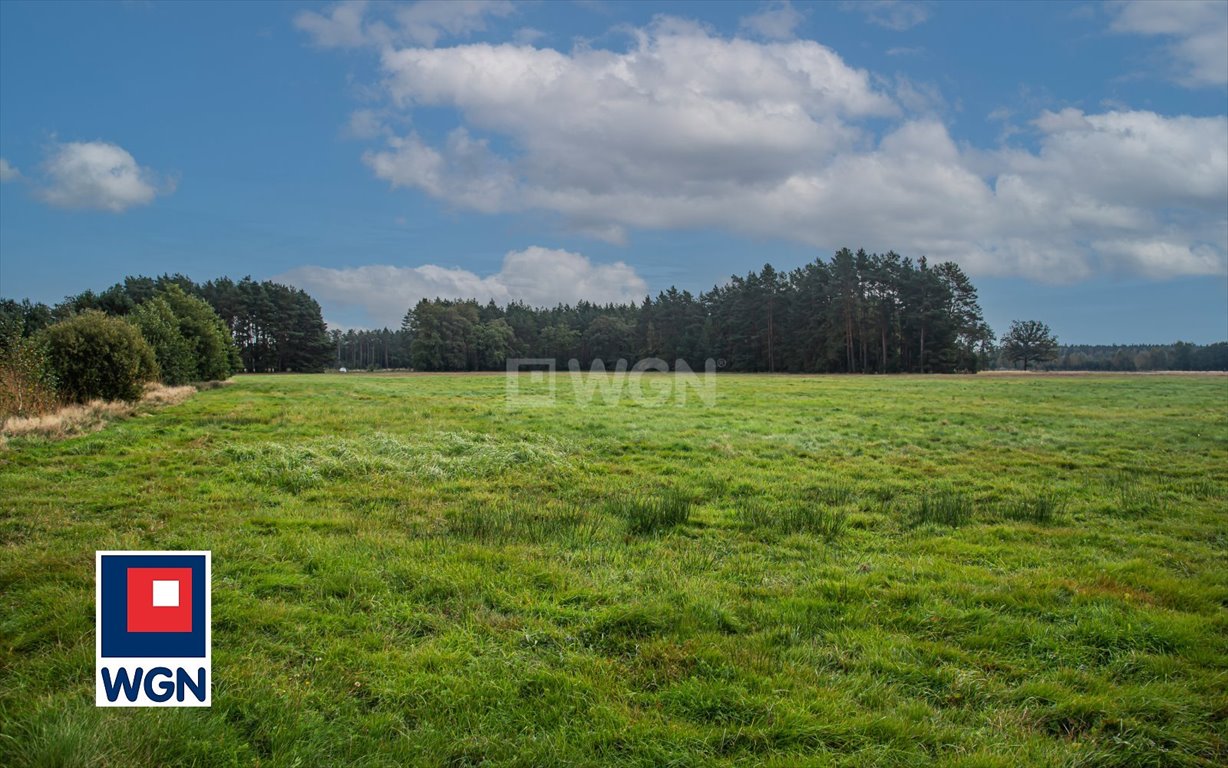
[4,274,333,375]
[0,278,248,416]
[0,273,332,417]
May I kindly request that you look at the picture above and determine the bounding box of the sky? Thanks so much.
[1,0,1226,344]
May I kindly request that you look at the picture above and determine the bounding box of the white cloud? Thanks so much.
[396,0,514,47]
[1091,239,1226,279]
[320,17,1227,283]
[295,0,514,49]
[0,158,20,182]
[739,1,804,41]
[1110,0,1228,86]
[369,20,896,221]
[294,0,371,48]
[845,1,930,32]
[37,141,171,212]
[345,108,388,139]
[276,247,648,327]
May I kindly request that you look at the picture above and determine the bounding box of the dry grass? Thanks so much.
[0,383,197,441]
[1,400,133,439]
[141,383,197,405]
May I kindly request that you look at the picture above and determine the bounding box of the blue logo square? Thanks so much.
[99,553,208,658]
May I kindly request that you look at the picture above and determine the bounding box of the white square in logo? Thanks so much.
[152,580,180,607]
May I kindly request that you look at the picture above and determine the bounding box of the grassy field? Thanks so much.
[1,372,1226,767]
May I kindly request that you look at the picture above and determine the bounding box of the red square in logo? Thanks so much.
[126,567,193,633]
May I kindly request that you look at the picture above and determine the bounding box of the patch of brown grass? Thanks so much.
[142,383,197,406]
[1,383,198,441]
[1,400,133,439]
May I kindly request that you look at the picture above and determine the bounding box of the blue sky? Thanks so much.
[1,0,1225,343]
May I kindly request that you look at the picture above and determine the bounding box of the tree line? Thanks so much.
[383,249,995,373]
[1047,342,1228,372]
[4,250,1225,395]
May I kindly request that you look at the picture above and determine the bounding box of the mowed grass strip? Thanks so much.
[1,373,1226,767]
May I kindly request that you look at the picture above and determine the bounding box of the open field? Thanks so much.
[1,373,1226,767]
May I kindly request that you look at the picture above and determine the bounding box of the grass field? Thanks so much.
[1,373,1226,767]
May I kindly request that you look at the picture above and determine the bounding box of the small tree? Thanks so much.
[39,311,158,402]
[1002,320,1058,371]
[131,296,196,385]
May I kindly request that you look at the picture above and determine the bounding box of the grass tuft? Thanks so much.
[1002,491,1066,524]
[737,499,848,541]
[445,503,601,544]
[907,488,974,527]
[607,489,691,534]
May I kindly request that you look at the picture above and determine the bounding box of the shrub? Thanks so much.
[39,311,158,402]
[0,320,59,419]
[131,296,196,385]
[608,490,691,534]
[156,285,236,381]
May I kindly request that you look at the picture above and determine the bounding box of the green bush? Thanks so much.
[39,311,158,402]
[156,285,235,381]
[131,296,196,385]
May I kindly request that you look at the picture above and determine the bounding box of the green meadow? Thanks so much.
[1,373,1226,767]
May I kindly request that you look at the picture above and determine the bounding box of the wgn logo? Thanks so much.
[96,551,211,707]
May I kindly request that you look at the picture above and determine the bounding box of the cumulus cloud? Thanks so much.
[366,20,896,225]
[1110,0,1228,87]
[305,13,1227,283]
[845,1,930,31]
[37,141,171,212]
[295,0,514,49]
[0,158,19,182]
[739,1,804,41]
[276,247,648,327]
